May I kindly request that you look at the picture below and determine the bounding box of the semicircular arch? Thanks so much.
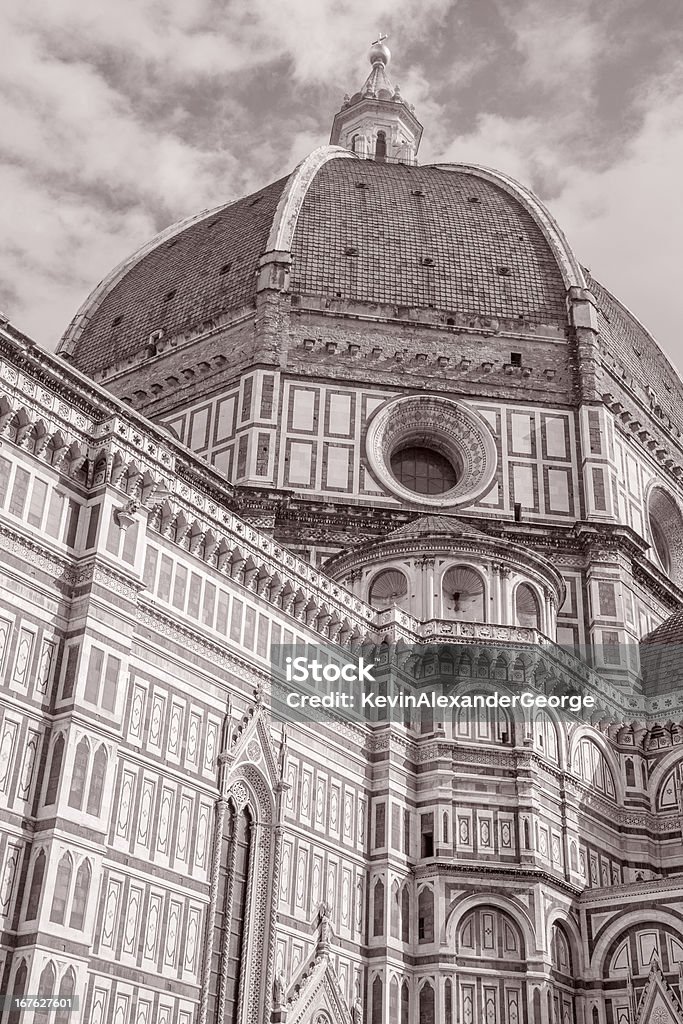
[444,892,537,953]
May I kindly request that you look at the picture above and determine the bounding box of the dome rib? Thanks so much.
[265,145,355,254]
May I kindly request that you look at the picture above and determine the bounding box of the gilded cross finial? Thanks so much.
[372,32,388,45]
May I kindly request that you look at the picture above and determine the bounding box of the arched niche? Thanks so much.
[369,567,409,612]
[515,582,542,630]
[442,565,486,622]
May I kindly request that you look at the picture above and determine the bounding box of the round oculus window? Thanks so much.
[390,445,459,495]
[365,395,497,509]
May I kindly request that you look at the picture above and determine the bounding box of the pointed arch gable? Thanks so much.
[227,703,281,790]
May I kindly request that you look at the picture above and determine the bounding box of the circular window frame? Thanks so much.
[365,395,498,508]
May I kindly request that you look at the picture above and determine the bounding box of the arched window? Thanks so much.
[401,982,409,1024]
[551,923,573,977]
[68,737,90,810]
[86,745,107,816]
[369,569,409,612]
[401,885,410,943]
[445,978,454,1024]
[457,906,528,1022]
[534,710,559,764]
[224,804,251,1022]
[375,130,387,162]
[625,758,636,787]
[55,969,76,1024]
[442,566,485,622]
[373,879,384,937]
[418,887,434,942]
[390,881,400,938]
[45,733,65,806]
[25,849,46,920]
[50,853,73,924]
[515,583,542,629]
[207,797,256,1024]
[33,962,56,1024]
[372,976,383,1024]
[419,982,435,1024]
[572,737,617,800]
[8,959,27,1024]
[69,859,91,929]
[390,978,399,1020]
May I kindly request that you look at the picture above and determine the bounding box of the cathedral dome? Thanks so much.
[60,148,578,378]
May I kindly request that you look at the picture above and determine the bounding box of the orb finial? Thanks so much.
[369,33,390,67]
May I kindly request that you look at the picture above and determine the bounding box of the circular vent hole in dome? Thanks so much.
[249,196,262,206]
[164,289,177,302]
[467,196,481,204]
[355,181,369,189]
[390,445,458,495]
[421,256,434,266]
[345,246,359,257]
[111,314,123,328]
[411,188,424,197]
[497,265,512,277]
[219,262,233,276]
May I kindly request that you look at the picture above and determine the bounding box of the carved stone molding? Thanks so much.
[365,394,498,509]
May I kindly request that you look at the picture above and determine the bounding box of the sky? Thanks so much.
[1,0,683,373]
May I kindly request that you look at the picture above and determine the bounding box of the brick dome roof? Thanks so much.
[60,148,577,378]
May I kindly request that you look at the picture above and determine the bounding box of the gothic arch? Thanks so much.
[444,892,537,952]
[202,701,282,1024]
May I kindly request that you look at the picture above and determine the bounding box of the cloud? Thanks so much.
[552,77,683,370]
[433,51,683,371]
[1,0,682,375]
